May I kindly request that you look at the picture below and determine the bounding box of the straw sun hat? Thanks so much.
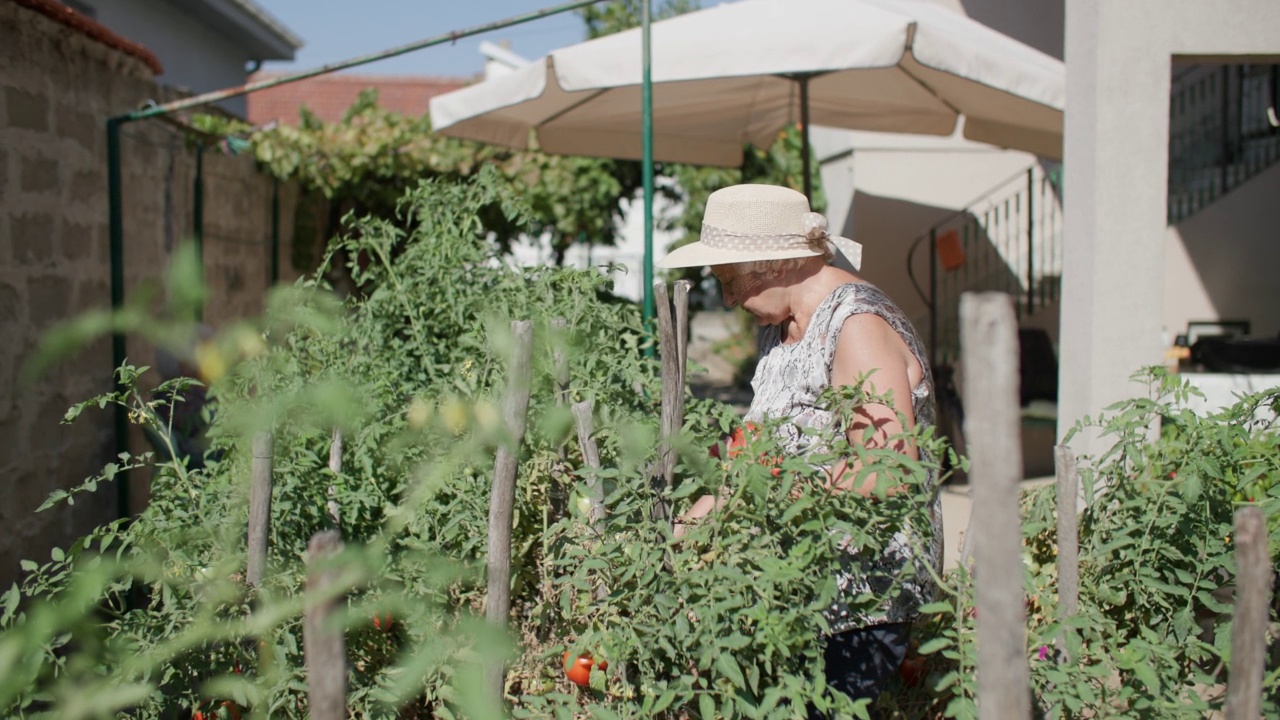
[657,184,862,271]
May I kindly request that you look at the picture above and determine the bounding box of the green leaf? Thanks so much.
[916,637,953,655]
[699,692,716,719]
[1132,661,1160,692]
[651,689,677,714]
[715,652,747,688]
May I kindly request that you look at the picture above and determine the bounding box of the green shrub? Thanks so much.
[2,170,946,720]
[912,370,1279,720]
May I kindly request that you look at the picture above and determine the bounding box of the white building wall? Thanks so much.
[814,128,1045,324]
[76,0,265,116]
[1060,0,1280,451]
[1164,161,1280,340]
[813,0,1064,340]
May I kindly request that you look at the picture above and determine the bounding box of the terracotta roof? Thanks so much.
[246,71,472,125]
[11,0,164,75]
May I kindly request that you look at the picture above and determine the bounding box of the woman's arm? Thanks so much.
[824,313,921,497]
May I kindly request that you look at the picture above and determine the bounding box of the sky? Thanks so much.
[254,1,594,78]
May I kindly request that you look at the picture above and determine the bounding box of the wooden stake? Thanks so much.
[1054,445,1080,627]
[960,292,1031,720]
[1225,506,1273,720]
[673,279,691,388]
[327,428,342,527]
[550,318,571,521]
[652,282,679,524]
[246,431,273,587]
[673,278,691,442]
[303,530,346,720]
[484,320,535,705]
[572,399,605,528]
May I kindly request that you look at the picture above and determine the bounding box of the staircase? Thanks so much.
[1168,63,1280,223]
[907,162,1064,369]
[913,61,1280,369]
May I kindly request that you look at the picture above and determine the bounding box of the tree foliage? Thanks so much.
[194,0,824,277]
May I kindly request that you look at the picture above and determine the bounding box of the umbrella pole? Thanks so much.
[800,76,812,202]
[641,0,656,329]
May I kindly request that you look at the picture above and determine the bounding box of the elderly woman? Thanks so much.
[659,184,942,713]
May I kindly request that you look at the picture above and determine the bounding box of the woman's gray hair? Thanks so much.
[737,234,834,278]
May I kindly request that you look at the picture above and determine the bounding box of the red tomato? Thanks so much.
[562,651,607,687]
[898,656,926,687]
[373,613,393,631]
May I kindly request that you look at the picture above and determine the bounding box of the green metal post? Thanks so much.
[641,0,656,328]
[270,178,280,285]
[107,117,130,520]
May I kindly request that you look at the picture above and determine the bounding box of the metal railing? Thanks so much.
[908,163,1064,368]
[1168,63,1280,224]
[912,63,1280,368]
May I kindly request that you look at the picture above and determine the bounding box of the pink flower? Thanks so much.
[1037,645,1050,661]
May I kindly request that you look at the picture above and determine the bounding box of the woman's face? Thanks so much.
[711,263,789,324]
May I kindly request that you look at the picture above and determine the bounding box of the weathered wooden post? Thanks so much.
[960,292,1031,720]
[550,318,571,521]
[1225,506,1273,720]
[246,431,273,587]
[673,279,691,425]
[652,281,691,525]
[327,428,342,526]
[1054,444,1080,658]
[484,320,535,706]
[303,530,346,720]
[572,400,606,530]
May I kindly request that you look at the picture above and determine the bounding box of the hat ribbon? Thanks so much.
[805,212,862,272]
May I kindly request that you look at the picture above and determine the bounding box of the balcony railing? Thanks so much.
[908,163,1064,369]
[1168,63,1280,224]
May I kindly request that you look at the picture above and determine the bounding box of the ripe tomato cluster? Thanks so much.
[709,422,781,476]
[192,701,241,720]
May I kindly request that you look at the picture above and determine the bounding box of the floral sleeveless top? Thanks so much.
[745,282,942,632]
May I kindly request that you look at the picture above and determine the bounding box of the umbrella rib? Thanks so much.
[537,88,612,129]
[896,58,964,120]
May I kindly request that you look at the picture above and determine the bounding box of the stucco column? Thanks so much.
[1058,1,1172,446]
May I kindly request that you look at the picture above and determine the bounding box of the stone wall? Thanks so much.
[0,1,301,591]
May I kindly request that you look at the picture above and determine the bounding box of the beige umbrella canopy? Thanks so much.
[429,0,1066,167]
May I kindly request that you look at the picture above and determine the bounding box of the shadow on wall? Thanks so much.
[1168,161,1280,340]
[846,190,956,323]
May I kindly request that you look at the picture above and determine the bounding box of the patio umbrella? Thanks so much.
[429,0,1066,195]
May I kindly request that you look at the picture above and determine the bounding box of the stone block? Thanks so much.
[10,212,55,265]
[55,104,100,155]
[5,87,50,132]
[0,280,18,326]
[0,145,9,204]
[0,412,19,461]
[62,221,98,262]
[32,391,73,454]
[27,275,71,329]
[20,154,58,193]
[74,278,109,312]
[70,169,101,206]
